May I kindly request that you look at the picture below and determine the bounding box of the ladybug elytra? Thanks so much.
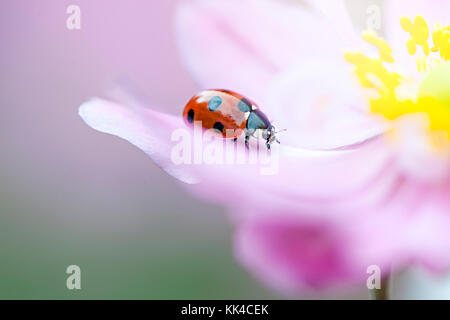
[183,89,281,149]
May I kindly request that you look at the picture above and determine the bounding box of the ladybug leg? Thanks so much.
[245,134,250,149]
[233,137,238,143]
[266,141,271,150]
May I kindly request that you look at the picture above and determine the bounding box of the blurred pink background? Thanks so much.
[0,0,278,299]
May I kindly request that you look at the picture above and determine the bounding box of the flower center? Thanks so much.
[345,16,450,144]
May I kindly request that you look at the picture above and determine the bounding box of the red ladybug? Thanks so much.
[183,89,280,149]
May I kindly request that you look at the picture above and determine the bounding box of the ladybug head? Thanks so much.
[263,125,285,146]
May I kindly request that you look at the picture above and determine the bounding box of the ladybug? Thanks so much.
[182,89,281,149]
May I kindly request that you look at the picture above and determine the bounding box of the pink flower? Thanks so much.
[79,0,450,292]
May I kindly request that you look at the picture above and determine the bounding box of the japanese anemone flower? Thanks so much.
[79,0,450,294]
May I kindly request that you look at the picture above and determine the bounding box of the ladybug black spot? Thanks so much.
[187,109,195,123]
[213,121,224,133]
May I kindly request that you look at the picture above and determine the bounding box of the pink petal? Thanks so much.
[79,99,395,213]
[344,178,450,278]
[303,0,359,49]
[79,98,199,184]
[389,114,450,184]
[392,181,450,272]
[265,59,387,149]
[234,179,450,292]
[80,99,450,289]
[234,211,390,291]
[175,0,347,102]
[185,138,396,215]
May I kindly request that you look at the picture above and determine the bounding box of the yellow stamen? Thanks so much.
[431,23,450,61]
[345,15,450,139]
[416,56,427,72]
[400,16,430,56]
[362,30,395,63]
[344,53,401,95]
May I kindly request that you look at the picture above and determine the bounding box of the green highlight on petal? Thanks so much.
[418,62,450,134]
[419,62,450,106]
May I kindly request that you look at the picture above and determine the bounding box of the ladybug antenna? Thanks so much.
[272,128,285,144]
